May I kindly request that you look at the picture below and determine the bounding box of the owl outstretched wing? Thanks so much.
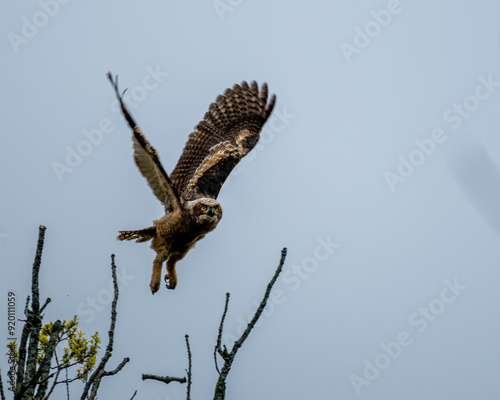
[107,73,182,212]
[169,81,276,201]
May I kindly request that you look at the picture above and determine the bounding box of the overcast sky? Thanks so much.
[2,1,500,399]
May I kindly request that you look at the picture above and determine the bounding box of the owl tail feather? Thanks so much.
[117,227,156,243]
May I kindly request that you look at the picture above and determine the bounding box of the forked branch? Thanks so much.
[213,248,287,400]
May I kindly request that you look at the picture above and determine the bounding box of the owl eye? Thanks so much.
[214,206,219,212]
[200,205,207,211]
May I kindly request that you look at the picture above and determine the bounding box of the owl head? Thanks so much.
[186,198,222,225]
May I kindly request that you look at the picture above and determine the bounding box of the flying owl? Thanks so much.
[107,74,276,293]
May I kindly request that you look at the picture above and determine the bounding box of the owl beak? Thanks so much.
[207,208,215,217]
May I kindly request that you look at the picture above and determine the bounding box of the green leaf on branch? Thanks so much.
[37,315,101,380]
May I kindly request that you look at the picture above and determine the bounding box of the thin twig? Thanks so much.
[66,367,70,400]
[214,293,231,374]
[141,326,192,389]
[231,248,286,353]
[80,255,130,399]
[130,390,138,400]
[141,337,188,389]
[43,347,62,400]
[24,296,30,317]
[185,335,192,400]
[40,298,52,314]
[213,248,287,400]
[141,374,186,384]
[102,357,130,376]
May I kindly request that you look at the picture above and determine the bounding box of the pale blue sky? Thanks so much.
[2,1,500,399]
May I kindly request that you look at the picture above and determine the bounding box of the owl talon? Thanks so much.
[164,273,177,290]
[150,276,161,294]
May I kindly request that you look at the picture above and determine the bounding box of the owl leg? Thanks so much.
[164,256,180,290]
[150,253,166,294]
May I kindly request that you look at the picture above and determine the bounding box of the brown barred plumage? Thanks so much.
[170,81,276,201]
[117,227,156,242]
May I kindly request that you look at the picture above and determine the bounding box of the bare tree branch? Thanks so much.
[80,255,130,400]
[214,293,231,373]
[14,225,49,400]
[39,298,51,314]
[185,335,192,400]
[141,335,192,388]
[142,374,186,385]
[11,225,288,399]
[143,248,288,399]
[213,247,287,400]
[31,225,46,313]
[102,357,130,377]
[42,348,74,400]
[24,226,47,398]
[34,320,62,400]
[25,226,48,395]
[0,369,6,400]
[65,368,70,400]
[9,226,129,400]
[23,295,30,318]
[15,321,30,396]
